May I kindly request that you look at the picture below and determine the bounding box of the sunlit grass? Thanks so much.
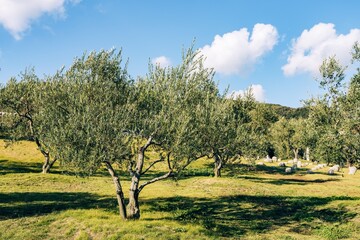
[1,140,360,239]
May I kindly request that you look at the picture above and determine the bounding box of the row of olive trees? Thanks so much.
[268,43,360,167]
[0,47,264,219]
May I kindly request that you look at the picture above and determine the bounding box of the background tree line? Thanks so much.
[0,43,359,219]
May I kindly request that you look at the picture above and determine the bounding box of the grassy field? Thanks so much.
[1,140,360,240]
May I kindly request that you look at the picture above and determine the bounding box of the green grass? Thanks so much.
[1,140,360,239]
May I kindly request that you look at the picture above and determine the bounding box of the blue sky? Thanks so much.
[0,0,360,107]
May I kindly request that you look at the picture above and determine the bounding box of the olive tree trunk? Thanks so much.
[28,117,56,174]
[127,184,140,219]
[213,154,222,177]
[306,147,310,161]
[105,161,127,220]
[127,137,174,220]
[293,148,299,160]
[41,152,57,174]
[127,169,142,219]
[126,137,152,219]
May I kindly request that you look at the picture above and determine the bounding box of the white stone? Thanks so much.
[285,167,292,173]
[349,166,357,175]
[297,161,302,168]
[317,164,326,169]
[332,165,340,172]
[328,169,335,175]
[278,162,286,167]
[272,156,277,162]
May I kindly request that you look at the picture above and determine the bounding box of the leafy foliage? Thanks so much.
[41,49,132,175]
[306,42,360,165]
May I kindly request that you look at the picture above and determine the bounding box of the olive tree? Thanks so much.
[203,91,255,177]
[307,43,360,166]
[0,70,58,173]
[44,47,219,220]
[125,47,219,218]
[270,117,307,160]
[41,50,132,219]
[243,102,278,159]
[341,43,360,166]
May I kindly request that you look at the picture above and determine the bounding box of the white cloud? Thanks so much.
[200,24,279,75]
[152,56,172,68]
[282,23,360,76]
[250,84,266,102]
[0,0,80,40]
[228,84,265,102]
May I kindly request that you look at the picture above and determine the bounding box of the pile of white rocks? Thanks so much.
[264,155,272,163]
[349,166,357,175]
[328,164,340,175]
[311,163,327,172]
[278,162,286,167]
[263,155,281,163]
[285,164,298,174]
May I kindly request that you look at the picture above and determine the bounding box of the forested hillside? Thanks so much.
[264,103,309,119]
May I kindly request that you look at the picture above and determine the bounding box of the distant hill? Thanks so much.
[263,103,309,119]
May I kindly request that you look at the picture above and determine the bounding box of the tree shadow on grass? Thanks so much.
[224,163,343,177]
[0,159,43,175]
[0,159,116,177]
[143,195,358,238]
[235,175,340,185]
[225,163,295,176]
[0,192,116,220]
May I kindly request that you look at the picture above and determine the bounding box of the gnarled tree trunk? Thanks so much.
[127,137,152,219]
[28,117,56,174]
[127,184,140,219]
[214,154,222,178]
[127,138,175,220]
[293,148,299,160]
[42,153,57,174]
[127,171,141,219]
[105,161,127,220]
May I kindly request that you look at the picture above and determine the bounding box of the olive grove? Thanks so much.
[1,42,360,220]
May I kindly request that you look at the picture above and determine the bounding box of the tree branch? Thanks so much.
[104,161,117,178]
[179,154,207,172]
[138,152,173,193]
[166,152,172,171]
[141,135,154,152]
[128,161,135,176]
[141,157,164,175]
[49,157,58,168]
[138,171,173,193]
